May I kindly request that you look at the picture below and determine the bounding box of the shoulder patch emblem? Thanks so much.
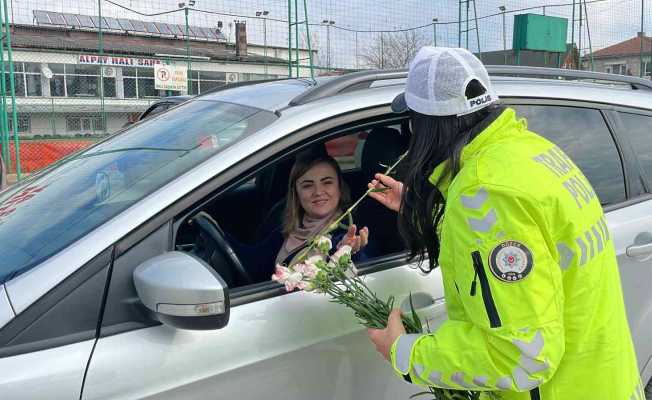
[488,241,533,282]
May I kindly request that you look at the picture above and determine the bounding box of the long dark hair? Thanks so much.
[398,80,500,272]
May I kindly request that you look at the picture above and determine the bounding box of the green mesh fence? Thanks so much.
[0,0,650,183]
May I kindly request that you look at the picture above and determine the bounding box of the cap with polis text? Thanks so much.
[391,46,498,116]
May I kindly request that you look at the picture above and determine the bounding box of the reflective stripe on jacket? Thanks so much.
[390,108,642,400]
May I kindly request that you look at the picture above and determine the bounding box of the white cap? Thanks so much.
[391,46,499,116]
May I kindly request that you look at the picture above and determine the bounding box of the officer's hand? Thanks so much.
[367,308,406,361]
[368,174,403,212]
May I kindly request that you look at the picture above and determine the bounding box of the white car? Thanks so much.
[1,67,652,399]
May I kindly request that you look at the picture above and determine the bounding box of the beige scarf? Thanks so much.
[276,210,340,265]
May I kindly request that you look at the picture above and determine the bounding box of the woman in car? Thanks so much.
[231,148,371,283]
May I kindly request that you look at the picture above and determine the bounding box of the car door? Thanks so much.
[0,249,111,400]
[607,109,652,385]
[82,115,447,400]
[510,102,652,381]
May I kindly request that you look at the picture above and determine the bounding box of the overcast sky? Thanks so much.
[8,0,652,69]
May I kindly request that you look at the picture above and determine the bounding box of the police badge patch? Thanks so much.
[488,241,533,282]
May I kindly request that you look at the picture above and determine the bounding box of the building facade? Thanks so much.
[3,17,316,138]
[583,32,652,77]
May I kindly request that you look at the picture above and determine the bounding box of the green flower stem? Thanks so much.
[289,151,408,267]
[322,272,485,400]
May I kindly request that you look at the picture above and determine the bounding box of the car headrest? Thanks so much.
[361,126,408,180]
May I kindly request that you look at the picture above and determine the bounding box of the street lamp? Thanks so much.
[179,1,195,94]
[499,6,507,65]
[322,20,335,69]
[432,18,438,47]
[256,10,270,76]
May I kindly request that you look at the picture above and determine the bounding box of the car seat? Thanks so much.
[355,126,410,255]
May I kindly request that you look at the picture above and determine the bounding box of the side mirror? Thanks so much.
[133,251,229,330]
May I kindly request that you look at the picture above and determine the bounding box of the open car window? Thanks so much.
[174,120,410,290]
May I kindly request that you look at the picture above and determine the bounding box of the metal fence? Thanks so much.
[0,0,650,182]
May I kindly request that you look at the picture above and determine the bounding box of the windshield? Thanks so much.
[0,99,277,284]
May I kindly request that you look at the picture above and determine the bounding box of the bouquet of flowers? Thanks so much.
[272,153,491,400]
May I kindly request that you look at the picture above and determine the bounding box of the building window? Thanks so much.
[66,115,105,133]
[123,66,177,98]
[239,73,275,82]
[4,62,42,97]
[7,114,31,133]
[607,63,628,75]
[46,64,116,98]
[197,71,225,94]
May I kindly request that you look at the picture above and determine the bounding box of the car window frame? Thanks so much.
[608,108,652,196]
[501,97,634,212]
[173,113,412,300]
[111,106,410,312]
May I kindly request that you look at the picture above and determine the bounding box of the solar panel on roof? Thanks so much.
[198,27,215,39]
[169,24,184,36]
[46,11,66,25]
[117,18,134,31]
[144,21,159,34]
[33,10,50,25]
[183,25,196,37]
[76,14,94,28]
[154,22,172,35]
[105,17,122,30]
[203,27,219,40]
[90,16,109,29]
[191,26,207,38]
[129,19,147,32]
[62,13,80,27]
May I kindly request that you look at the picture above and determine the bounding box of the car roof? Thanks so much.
[196,68,652,116]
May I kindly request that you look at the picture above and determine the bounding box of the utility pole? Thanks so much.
[322,20,334,70]
[432,18,438,46]
[256,10,269,76]
[355,31,359,69]
[499,6,507,65]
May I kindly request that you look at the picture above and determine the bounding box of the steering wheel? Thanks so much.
[190,211,253,286]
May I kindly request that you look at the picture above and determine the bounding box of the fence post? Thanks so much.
[98,0,106,133]
[0,4,8,166]
[302,0,315,80]
[287,0,292,77]
[2,0,20,179]
[640,0,645,77]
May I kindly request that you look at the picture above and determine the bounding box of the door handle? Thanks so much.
[626,232,652,260]
[399,292,447,332]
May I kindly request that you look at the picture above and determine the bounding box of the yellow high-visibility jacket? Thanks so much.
[390,108,642,399]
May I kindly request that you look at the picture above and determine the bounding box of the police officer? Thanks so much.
[366,47,642,399]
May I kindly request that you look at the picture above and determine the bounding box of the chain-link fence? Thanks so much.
[0,0,650,182]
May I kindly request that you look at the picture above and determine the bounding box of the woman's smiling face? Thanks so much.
[296,161,341,219]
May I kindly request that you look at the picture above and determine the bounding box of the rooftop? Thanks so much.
[9,24,287,64]
[591,32,652,59]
